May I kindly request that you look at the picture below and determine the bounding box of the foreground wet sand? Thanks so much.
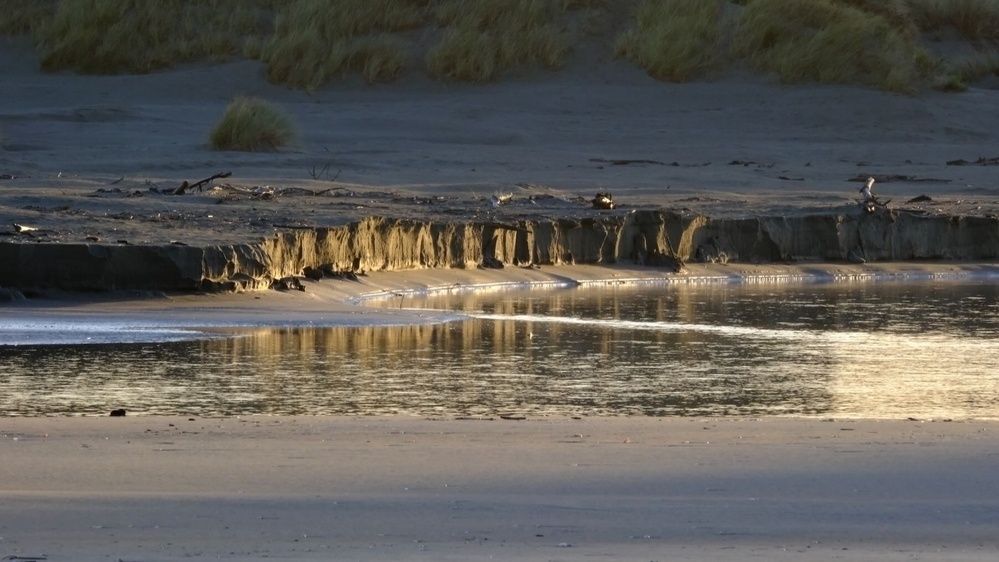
[2,416,997,561]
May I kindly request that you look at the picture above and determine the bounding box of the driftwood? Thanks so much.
[848,173,950,183]
[172,171,232,195]
[270,276,305,292]
[590,158,666,166]
[308,162,342,182]
[212,183,355,200]
[303,264,360,281]
[592,192,615,210]
[491,192,513,206]
[946,156,999,166]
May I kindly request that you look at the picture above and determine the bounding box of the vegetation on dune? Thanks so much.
[0,0,55,36]
[614,0,726,82]
[908,0,999,45]
[734,0,934,93]
[426,0,576,82]
[260,0,425,89]
[34,0,268,74]
[837,0,919,37]
[209,97,299,152]
[4,0,999,93]
[935,51,999,91]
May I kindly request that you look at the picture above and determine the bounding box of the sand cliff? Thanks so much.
[3,208,997,293]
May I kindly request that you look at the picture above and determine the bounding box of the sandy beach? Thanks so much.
[3,14,999,560]
[3,416,999,561]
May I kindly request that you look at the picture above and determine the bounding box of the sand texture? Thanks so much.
[2,416,999,562]
[2,40,999,293]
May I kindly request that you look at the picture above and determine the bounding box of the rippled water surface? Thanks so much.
[2,279,998,418]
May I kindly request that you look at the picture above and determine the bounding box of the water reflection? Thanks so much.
[1,280,997,418]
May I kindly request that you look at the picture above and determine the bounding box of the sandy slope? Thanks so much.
[3,39,999,246]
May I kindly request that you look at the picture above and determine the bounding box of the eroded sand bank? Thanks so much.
[4,210,999,293]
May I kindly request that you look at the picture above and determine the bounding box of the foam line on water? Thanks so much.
[467,313,992,349]
[469,312,816,340]
[353,267,999,305]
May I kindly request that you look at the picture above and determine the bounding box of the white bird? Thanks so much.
[859,177,875,201]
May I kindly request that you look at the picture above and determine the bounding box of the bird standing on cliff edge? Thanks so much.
[860,177,876,201]
[859,177,879,213]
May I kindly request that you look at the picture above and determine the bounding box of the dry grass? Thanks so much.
[614,0,725,82]
[935,50,999,90]
[734,0,933,93]
[838,0,918,36]
[907,0,999,44]
[0,0,55,36]
[8,0,999,94]
[209,97,299,152]
[35,0,267,74]
[426,0,574,82]
[259,0,425,89]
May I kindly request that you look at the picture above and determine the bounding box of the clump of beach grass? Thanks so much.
[259,0,425,89]
[34,0,268,74]
[425,0,574,82]
[734,0,934,93]
[935,50,999,90]
[0,0,55,36]
[907,0,999,45]
[614,0,726,82]
[209,97,299,152]
[837,0,918,36]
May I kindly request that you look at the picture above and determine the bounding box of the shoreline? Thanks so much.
[3,260,998,335]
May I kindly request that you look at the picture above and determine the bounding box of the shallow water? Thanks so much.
[1,279,998,418]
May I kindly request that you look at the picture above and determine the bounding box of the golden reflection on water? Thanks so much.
[1,280,997,418]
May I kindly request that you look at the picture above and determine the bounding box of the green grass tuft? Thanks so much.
[614,0,725,82]
[35,0,268,74]
[0,0,55,36]
[209,97,299,152]
[836,0,918,36]
[425,0,574,82]
[259,0,425,89]
[935,50,999,90]
[908,0,999,45]
[10,0,999,95]
[734,0,933,93]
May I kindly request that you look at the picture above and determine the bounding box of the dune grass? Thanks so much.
[35,0,268,74]
[209,97,299,152]
[8,0,999,93]
[838,0,918,36]
[614,0,726,82]
[0,0,55,36]
[259,0,425,89]
[935,50,999,90]
[908,0,999,45]
[425,0,575,82]
[734,0,934,93]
